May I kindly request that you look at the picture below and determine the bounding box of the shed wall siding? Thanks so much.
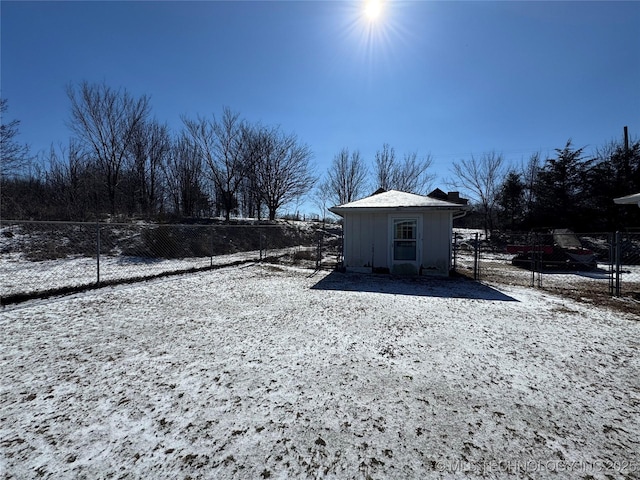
[342,210,453,276]
[420,211,452,275]
[344,214,361,267]
[344,212,389,269]
[371,213,388,268]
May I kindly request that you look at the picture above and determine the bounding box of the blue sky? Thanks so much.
[2,0,639,204]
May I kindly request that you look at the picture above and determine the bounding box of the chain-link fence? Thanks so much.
[613,231,640,297]
[452,231,482,280]
[1,220,343,304]
[453,229,640,300]
[5,221,637,305]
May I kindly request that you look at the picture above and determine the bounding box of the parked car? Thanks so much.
[508,229,597,270]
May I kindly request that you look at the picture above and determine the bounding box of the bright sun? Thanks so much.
[363,0,384,22]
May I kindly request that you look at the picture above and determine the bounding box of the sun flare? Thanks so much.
[363,0,384,22]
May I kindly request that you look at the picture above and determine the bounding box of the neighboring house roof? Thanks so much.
[330,189,469,216]
[427,188,448,200]
[427,188,468,205]
[614,193,640,207]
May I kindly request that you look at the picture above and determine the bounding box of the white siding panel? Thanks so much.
[359,214,374,267]
[372,213,388,269]
[347,214,362,266]
[344,213,374,268]
[421,211,452,275]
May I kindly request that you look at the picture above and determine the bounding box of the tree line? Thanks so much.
[314,135,640,233]
[449,138,640,234]
[2,82,640,231]
[1,82,315,222]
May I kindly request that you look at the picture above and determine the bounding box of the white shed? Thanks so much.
[329,189,469,276]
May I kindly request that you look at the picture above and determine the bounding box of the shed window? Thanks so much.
[393,219,417,261]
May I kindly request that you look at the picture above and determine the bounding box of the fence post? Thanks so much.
[529,233,535,287]
[210,226,214,268]
[96,221,101,285]
[615,231,621,296]
[452,233,458,272]
[536,233,543,288]
[473,232,479,280]
[340,225,344,267]
[608,232,614,296]
[316,231,322,270]
[259,230,264,261]
[539,234,544,288]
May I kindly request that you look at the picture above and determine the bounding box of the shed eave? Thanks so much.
[614,193,640,206]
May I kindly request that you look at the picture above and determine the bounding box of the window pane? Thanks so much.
[394,240,416,261]
[394,220,416,240]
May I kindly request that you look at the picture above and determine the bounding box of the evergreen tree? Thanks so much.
[497,171,525,230]
[532,140,590,229]
[587,139,640,230]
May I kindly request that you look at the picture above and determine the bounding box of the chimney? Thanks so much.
[447,191,468,205]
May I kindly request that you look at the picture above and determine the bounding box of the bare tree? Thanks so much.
[1,99,32,178]
[238,122,266,219]
[45,140,93,219]
[312,179,333,224]
[393,151,435,194]
[163,134,208,217]
[252,126,316,220]
[180,114,215,212]
[374,143,396,191]
[128,120,171,217]
[374,143,434,194]
[67,82,150,215]
[325,147,368,206]
[450,152,505,237]
[212,107,245,220]
[183,107,246,221]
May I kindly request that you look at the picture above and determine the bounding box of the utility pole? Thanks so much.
[624,125,629,152]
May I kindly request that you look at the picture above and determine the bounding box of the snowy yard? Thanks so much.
[0,250,260,298]
[1,265,639,479]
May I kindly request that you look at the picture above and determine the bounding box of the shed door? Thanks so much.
[390,217,421,274]
[393,219,417,261]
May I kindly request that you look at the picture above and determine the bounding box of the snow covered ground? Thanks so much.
[456,250,640,296]
[1,265,639,479]
[1,248,295,298]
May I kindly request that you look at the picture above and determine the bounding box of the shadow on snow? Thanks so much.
[311,271,518,302]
